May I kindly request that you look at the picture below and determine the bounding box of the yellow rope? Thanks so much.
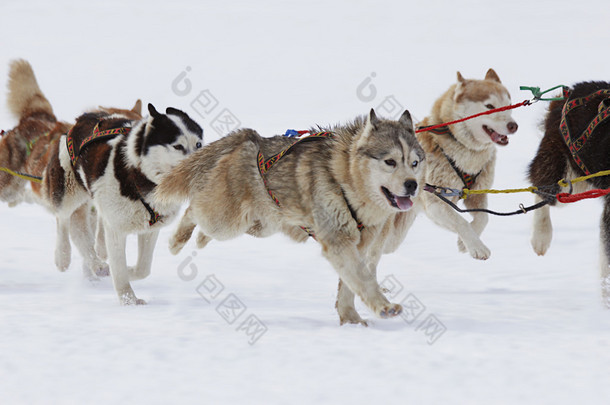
[460,169,610,199]
[462,186,538,199]
[0,167,42,184]
[557,169,610,187]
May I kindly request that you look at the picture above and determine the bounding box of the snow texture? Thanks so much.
[1,1,610,404]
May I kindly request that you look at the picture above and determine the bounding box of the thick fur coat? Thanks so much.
[155,109,425,324]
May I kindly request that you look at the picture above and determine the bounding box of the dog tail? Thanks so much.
[7,59,55,122]
[154,162,195,205]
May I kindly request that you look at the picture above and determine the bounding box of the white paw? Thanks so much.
[169,237,186,255]
[119,292,147,306]
[54,248,71,271]
[468,241,491,260]
[531,232,551,256]
[338,308,368,326]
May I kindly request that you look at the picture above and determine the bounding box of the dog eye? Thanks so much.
[196,142,202,149]
[384,159,396,168]
[412,160,419,168]
[485,104,495,109]
[173,144,185,151]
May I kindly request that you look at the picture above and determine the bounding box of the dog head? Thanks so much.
[128,103,203,183]
[453,69,518,148]
[355,108,425,213]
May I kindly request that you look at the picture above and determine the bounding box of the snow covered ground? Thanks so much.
[1,1,610,403]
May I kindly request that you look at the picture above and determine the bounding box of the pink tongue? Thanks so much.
[491,132,509,145]
[395,196,413,211]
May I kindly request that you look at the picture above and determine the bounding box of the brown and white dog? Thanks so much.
[416,69,518,260]
[38,103,203,304]
[1,59,143,278]
[0,59,71,206]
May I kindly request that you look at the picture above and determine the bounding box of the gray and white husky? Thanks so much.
[155,109,425,325]
[40,104,203,304]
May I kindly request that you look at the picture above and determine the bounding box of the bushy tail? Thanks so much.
[7,59,55,121]
[153,162,194,205]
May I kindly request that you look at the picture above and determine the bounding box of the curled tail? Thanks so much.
[7,59,55,122]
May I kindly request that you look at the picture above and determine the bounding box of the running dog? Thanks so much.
[1,59,143,278]
[416,69,518,260]
[39,103,203,304]
[528,81,610,306]
[155,109,425,325]
[0,59,71,206]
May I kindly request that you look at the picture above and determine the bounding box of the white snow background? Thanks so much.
[1,1,610,404]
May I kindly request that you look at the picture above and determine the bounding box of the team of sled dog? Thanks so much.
[1,59,609,325]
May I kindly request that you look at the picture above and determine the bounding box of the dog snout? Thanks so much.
[404,179,417,196]
[507,121,518,134]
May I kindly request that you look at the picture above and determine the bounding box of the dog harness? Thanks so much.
[257,131,364,238]
[419,125,481,189]
[560,87,610,175]
[66,123,131,166]
[25,131,51,157]
[66,121,160,226]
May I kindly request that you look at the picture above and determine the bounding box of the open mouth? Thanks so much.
[381,187,413,211]
[483,125,509,146]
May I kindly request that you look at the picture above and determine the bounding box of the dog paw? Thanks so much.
[378,303,402,319]
[54,249,71,272]
[457,238,467,253]
[338,307,368,326]
[120,293,147,306]
[93,263,110,277]
[531,234,551,256]
[168,236,187,255]
[196,232,211,249]
[468,242,490,260]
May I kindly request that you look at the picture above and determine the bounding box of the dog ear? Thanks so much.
[148,103,160,118]
[166,107,189,120]
[368,108,380,126]
[457,72,465,83]
[399,110,413,129]
[132,99,142,116]
[485,68,501,83]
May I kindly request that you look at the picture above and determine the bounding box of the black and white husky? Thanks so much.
[40,104,203,304]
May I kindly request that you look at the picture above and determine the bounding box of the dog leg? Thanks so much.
[457,194,489,253]
[130,231,160,281]
[70,204,109,278]
[600,199,610,308]
[323,243,401,320]
[336,279,367,326]
[531,195,553,256]
[104,226,145,305]
[426,199,490,260]
[54,216,71,271]
[169,207,197,255]
[95,215,108,261]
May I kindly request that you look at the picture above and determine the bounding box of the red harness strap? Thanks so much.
[65,121,159,226]
[420,125,482,190]
[257,131,363,237]
[257,131,333,207]
[67,123,131,166]
[559,88,610,175]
